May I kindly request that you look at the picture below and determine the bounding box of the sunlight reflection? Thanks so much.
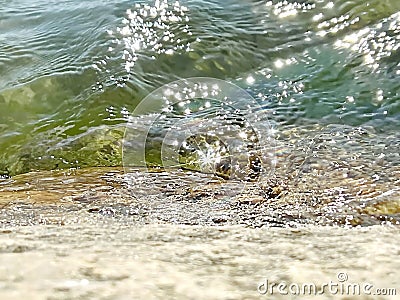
[107,0,192,73]
[334,12,400,72]
[271,1,315,19]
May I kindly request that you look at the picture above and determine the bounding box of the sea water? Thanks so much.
[0,1,399,219]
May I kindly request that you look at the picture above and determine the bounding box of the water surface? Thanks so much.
[0,2,400,298]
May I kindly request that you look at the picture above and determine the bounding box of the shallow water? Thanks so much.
[0,0,399,176]
[0,0,399,227]
[0,1,400,297]
[1,0,399,215]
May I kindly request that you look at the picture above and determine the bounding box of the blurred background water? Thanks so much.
[0,0,399,179]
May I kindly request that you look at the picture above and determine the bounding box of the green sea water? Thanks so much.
[0,0,399,177]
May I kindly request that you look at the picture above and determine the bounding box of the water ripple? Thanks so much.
[0,0,399,182]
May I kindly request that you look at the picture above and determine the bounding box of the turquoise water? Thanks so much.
[0,0,399,177]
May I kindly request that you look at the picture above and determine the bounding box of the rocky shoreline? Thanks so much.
[0,167,399,299]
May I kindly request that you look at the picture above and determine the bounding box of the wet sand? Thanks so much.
[0,167,399,299]
[0,224,399,299]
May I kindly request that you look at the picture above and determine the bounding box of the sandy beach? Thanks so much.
[0,167,399,299]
